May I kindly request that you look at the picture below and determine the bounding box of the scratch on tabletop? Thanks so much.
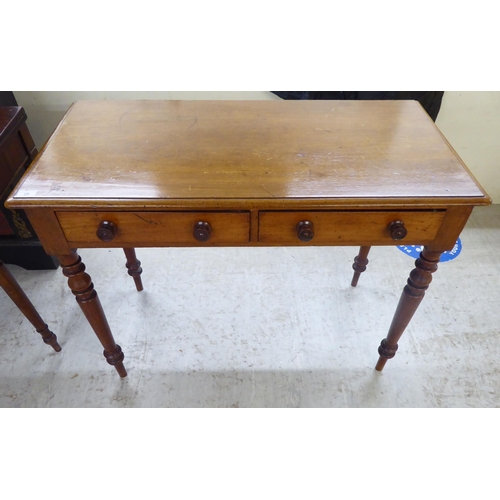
[119,110,131,125]
[261,185,276,197]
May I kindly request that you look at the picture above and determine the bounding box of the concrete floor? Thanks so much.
[1,205,499,407]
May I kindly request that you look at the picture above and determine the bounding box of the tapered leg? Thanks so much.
[375,248,442,371]
[123,248,143,292]
[351,246,371,287]
[0,259,61,352]
[58,251,127,378]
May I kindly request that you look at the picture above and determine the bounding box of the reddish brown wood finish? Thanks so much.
[351,246,371,287]
[6,100,489,203]
[96,221,118,242]
[388,221,408,241]
[56,211,251,247]
[123,248,143,292]
[0,259,61,351]
[58,251,127,377]
[375,248,442,370]
[193,221,212,242]
[258,210,446,245]
[296,220,314,242]
[4,100,491,376]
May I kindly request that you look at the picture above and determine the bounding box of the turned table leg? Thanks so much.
[375,248,442,371]
[123,248,143,292]
[351,246,371,287]
[58,251,127,378]
[0,259,61,352]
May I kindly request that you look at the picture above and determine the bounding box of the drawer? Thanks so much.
[258,210,446,245]
[56,211,251,247]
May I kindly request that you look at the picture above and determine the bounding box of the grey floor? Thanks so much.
[1,205,499,408]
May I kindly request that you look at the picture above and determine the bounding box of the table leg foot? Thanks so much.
[0,259,61,352]
[123,248,143,292]
[104,345,127,378]
[351,246,371,287]
[59,251,128,378]
[39,326,62,352]
[375,340,398,371]
[375,248,442,371]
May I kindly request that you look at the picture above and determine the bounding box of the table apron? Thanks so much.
[53,209,447,248]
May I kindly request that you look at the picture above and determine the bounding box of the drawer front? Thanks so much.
[56,211,251,247]
[258,210,446,245]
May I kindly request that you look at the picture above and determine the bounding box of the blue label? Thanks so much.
[397,238,462,262]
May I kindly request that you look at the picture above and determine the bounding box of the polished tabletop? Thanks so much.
[8,100,489,208]
[4,99,492,378]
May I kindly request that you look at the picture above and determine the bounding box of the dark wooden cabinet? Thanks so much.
[0,106,58,269]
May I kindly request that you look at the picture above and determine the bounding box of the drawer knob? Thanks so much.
[388,220,408,241]
[193,221,212,242]
[96,221,118,242]
[296,220,314,242]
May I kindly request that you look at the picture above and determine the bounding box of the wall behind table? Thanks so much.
[435,91,500,203]
[13,91,500,203]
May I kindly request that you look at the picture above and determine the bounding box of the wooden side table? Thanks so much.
[0,106,58,270]
[6,100,491,378]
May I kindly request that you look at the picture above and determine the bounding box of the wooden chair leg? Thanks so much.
[0,259,61,352]
[123,248,143,292]
[351,246,371,287]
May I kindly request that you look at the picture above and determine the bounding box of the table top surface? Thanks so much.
[7,100,490,208]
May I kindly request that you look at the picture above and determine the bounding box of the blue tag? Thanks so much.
[397,238,462,262]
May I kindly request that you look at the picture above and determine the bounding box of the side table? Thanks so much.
[6,100,491,378]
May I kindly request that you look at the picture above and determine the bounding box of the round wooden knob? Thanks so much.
[96,221,118,242]
[193,221,212,242]
[388,220,408,241]
[296,220,314,242]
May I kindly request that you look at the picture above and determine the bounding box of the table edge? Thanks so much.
[5,195,492,211]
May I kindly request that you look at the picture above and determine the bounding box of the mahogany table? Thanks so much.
[6,100,490,378]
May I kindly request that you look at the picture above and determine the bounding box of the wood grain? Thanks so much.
[376,248,442,371]
[7,100,490,207]
[258,210,446,245]
[4,99,491,377]
[56,211,251,247]
[59,251,127,377]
